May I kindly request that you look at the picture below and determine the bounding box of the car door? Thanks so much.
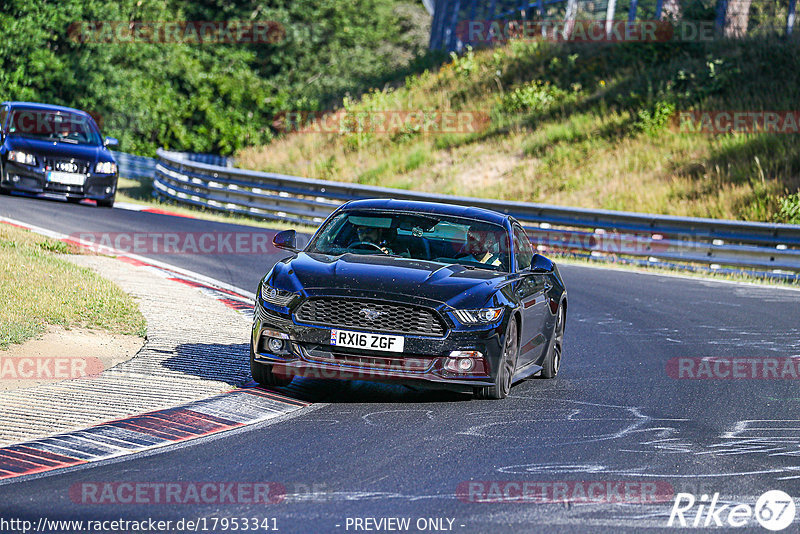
[512,224,549,367]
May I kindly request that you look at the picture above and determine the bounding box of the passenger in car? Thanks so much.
[459,228,503,267]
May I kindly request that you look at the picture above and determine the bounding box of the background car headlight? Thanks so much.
[7,151,36,166]
[260,283,297,306]
[452,307,504,325]
[95,161,117,174]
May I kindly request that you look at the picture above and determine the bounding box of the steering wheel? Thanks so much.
[348,241,388,254]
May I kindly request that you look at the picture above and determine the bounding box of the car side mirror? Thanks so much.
[530,253,554,274]
[273,229,298,252]
[104,137,119,148]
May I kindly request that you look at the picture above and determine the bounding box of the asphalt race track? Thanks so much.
[1,194,799,533]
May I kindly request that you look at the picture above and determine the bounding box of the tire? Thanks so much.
[97,196,115,208]
[475,318,518,400]
[250,346,292,387]
[539,303,565,379]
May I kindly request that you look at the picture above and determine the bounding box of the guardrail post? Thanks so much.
[605,0,618,36]
[446,0,462,51]
[715,0,728,33]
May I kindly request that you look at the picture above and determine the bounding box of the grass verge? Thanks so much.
[237,36,800,223]
[0,224,147,349]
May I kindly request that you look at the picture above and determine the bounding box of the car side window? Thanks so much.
[513,225,534,272]
[0,106,7,132]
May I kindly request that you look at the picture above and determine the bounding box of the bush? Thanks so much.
[499,80,568,114]
[778,193,800,224]
[0,0,430,156]
[635,100,676,136]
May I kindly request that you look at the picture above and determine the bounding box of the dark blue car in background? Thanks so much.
[0,101,119,207]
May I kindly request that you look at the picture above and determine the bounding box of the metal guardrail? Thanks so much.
[113,150,233,181]
[112,151,156,181]
[154,148,800,280]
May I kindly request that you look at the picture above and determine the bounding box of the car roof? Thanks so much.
[341,198,510,226]
[2,101,91,116]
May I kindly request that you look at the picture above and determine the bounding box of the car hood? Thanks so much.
[5,136,112,163]
[270,252,508,309]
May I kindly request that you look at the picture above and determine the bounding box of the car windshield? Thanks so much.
[6,108,102,145]
[307,210,511,272]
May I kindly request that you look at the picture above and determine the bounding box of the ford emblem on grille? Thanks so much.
[360,308,383,321]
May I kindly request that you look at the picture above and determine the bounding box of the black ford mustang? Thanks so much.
[251,199,567,399]
[0,101,118,207]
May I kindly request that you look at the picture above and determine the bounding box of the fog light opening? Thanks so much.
[445,350,483,373]
[458,358,475,372]
[267,338,284,353]
[105,186,112,194]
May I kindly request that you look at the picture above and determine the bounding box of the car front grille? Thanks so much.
[294,298,446,337]
[43,158,91,174]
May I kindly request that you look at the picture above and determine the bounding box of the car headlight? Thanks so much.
[260,283,297,306]
[95,161,117,174]
[452,307,504,325]
[7,151,36,166]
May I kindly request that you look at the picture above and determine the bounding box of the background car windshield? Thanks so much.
[7,109,102,145]
[307,210,511,271]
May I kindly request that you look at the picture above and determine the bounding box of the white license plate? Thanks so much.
[47,171,85,186]
[330,329,404,353]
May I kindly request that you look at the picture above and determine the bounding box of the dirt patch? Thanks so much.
[0,326,143,391]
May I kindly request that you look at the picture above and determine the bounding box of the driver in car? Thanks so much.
[460,228,503,267]
[354,225,395,255]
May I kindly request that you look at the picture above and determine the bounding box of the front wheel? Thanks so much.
[539,303,565,379]
[97,196,115,208]
[250,346,292,387]
[475,318,518,400]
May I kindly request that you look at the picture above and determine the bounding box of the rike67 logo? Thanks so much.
[668,490,796,531]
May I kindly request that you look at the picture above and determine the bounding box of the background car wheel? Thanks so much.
[97,196,115,208]
[250,346,292,387]
[475,318,518,400]
[539,303,565,379]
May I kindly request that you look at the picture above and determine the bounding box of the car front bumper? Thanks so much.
[250,301,509,391]
[2,161,117,200]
